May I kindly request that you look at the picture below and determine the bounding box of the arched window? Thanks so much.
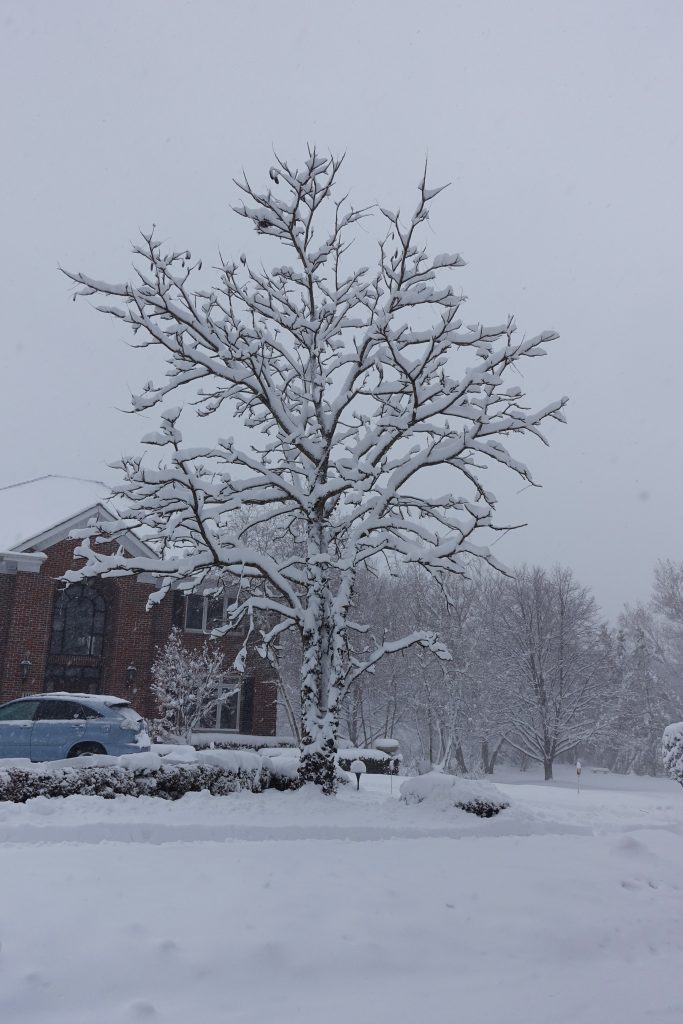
[50,584,106,657]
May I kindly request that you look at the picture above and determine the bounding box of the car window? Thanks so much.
[77,704,104,720]
[113,705,142,724]
[0,700,40,721]
[35,700,91,721]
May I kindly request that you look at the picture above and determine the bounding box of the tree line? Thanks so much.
[274,558,683,779]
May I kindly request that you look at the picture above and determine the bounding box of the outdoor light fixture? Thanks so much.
[126,663,137,686]
[20,655,32,683]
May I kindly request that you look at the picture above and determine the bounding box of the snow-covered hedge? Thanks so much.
[191,733,297,751]
[400,772,510,818]
[662,722,683,786]
[263,754,301,791]
[337,748,401,774]
[0,750,269,803]
[261,748,350,790]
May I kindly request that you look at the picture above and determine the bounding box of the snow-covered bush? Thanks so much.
[662,722,683,786]
[264,754,302,791]
[337,748,400,775]
[151,628,231,744]
[262,749,351,791]
[0,750,269,803]
[400,771,510,817]
[193,737,297,752]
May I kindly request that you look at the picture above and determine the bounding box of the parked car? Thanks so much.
[0,692,150,761]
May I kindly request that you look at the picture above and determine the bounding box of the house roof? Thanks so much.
[0,474,151,558]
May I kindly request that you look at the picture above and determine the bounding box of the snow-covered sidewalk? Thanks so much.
[0,772,681,1023]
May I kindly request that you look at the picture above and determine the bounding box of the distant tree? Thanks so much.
[65,149,566,792]
[607,605,681,774]
[652,559,683,673]
[494,566,606,780]
[151,628,231,744]
[653,559,683,626]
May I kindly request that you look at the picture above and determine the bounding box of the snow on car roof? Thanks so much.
[0,474,120,551]
[29,692,131,706]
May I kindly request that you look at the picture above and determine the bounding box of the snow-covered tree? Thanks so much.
[151,628,232,743]
[604,605,681,774]
[494,565,606,780]
[65,150,566,792]
[652,558,683,675]
[662,721,683,786]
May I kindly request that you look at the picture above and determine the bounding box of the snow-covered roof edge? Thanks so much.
[12,502,155,560]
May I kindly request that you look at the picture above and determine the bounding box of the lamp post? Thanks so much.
[350,758,366,791]
[19,655,32,684]
[126,663,137,687]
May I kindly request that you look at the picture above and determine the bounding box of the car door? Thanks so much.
[0,700,40,759]
[31,700,88,761]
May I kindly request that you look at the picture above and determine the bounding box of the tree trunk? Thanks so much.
[543,757,553,781]
[454,743,468,775]
[297,543,351,794]
[481,738,504,775]
[298,633,340,793]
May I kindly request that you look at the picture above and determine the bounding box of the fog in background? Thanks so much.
[1,0,681,619]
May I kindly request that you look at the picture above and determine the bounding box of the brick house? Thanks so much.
[0,475,278,737]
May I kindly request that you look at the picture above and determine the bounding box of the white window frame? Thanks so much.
[203,679,241,732]
[183,593,242,635]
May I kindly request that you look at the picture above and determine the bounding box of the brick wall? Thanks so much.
[0,538,278,735]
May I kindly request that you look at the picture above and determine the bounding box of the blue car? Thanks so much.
[0,692,150,761]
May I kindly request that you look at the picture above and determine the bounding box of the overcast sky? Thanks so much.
[1,0,681,619]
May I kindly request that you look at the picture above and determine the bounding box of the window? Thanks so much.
[50,584,106,657]
[35,700,100,721]
[183,593,234,633]
[44,664,101,694]
[184,594,205,631]
[199,680,241,731]
[0,700,39,721]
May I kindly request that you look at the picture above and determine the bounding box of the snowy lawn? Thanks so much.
[1,771,682,1024]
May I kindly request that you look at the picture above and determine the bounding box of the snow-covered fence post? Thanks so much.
[576,759,582,793]
[64,149,566,795]
[350,758,366,791]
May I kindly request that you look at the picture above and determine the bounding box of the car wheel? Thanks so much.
[67,742,107,758]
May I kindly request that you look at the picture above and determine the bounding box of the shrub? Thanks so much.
[264,754,302,791]
[400,771,510,818]
[662,722,683,786]
[337,748,401,775]
[0,750,269,803]
[262,749,351,791]
[192,737,298,752]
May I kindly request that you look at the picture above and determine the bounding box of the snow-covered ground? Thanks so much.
[1,768,682,1024]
